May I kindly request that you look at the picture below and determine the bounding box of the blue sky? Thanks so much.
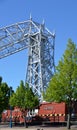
[0,0,77,91]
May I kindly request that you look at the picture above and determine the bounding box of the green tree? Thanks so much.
[24,83,39,110]
[9,80,26,108]
[10,81,39,110]
[44,39,77,129]
[0,77,11,116]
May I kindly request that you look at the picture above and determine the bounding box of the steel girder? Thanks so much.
[0,18,55,101]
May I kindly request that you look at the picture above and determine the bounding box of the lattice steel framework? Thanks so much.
[0,17,55,101]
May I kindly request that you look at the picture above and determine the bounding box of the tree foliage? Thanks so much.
[44,39,77,103]
[10,81,39,110]
[44,39,77,129]
[0,77,11,115]
[24,83,39,109]
[9,80,26,108]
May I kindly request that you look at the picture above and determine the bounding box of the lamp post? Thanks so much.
[10,87,12,128]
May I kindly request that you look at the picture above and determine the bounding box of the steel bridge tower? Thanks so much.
[0,17,55,101]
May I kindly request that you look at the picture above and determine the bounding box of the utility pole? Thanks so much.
[10,87,12,128]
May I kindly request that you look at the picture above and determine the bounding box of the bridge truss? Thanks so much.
[0,17,55,101]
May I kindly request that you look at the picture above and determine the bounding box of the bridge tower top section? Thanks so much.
[0,17,55,101]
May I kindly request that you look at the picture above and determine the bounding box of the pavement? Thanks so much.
[0,125,77,130]
[0,125,67,130]
[0,124,77,130]
[0,126,66,130]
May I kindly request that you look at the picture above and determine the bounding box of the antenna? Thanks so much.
[42,19,45,25]
[30,13,32,20]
